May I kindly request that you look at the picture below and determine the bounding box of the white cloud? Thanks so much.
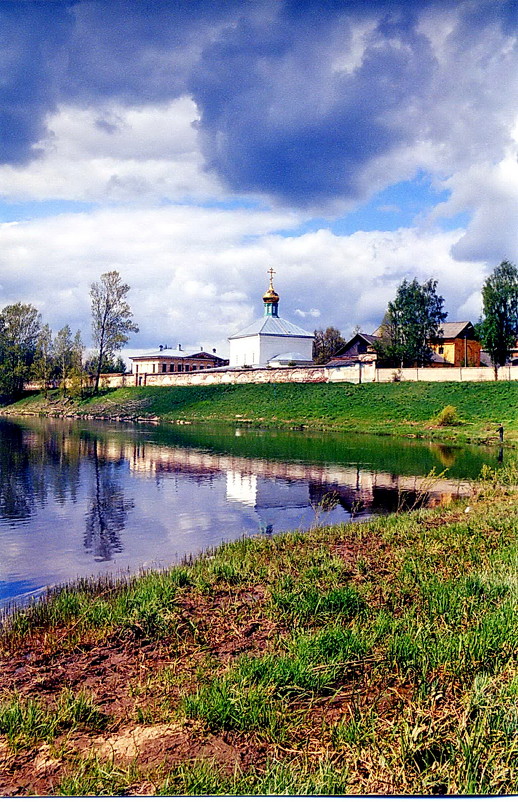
[0,204,486,358]
[0,98,223,203]
[432,145,518,265]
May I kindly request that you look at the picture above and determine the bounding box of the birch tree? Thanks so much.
[90,271,138,393]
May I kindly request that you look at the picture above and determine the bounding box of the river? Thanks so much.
[0,416,502,609]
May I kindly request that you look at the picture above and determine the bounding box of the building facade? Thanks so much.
[130,347,228,385]
[429,322,481,367]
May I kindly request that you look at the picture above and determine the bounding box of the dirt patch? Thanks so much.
[331,530,395,581]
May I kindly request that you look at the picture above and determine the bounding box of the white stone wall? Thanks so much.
[229,334,261,366]
[229,333,314,367]
[100,362,518,390]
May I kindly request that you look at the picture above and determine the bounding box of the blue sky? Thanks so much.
[0,0,516,356]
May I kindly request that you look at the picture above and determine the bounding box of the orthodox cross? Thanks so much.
[268,267,276,284]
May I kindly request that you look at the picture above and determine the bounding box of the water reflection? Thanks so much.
[84,440,133,561]
[0,419,80,521]
[0,416,502,608]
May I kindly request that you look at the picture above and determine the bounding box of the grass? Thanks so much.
[2,462,518,794]
[6,567,190,642]
[57,756,141,796]
[4,379,518,443]
[0,689,107,750]
[157,758,350,795]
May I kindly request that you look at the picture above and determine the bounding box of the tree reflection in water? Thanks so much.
[84,439,133,561]
[0,420,80,522]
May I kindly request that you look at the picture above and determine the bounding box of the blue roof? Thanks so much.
[229,315,313,340]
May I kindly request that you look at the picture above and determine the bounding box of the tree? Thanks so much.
[0,303,41,398]
[313,326,346,364]
[32,324,54,397]
[375,278,447,367]
[54,325,74,396]
[90,271,138,394]
[478,260,518,378]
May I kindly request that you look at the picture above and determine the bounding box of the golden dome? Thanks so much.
[263,268,279,304]
[263,284,280,304]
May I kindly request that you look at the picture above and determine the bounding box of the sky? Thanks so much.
[0,0,517,359]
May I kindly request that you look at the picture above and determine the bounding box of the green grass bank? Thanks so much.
[4,380,518,444]
[1,463,518,794]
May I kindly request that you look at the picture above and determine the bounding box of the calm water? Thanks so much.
[0,416,502,609]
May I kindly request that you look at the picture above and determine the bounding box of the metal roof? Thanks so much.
[229,315,313,340]
[130,348,222,360]
[268,351,314,362]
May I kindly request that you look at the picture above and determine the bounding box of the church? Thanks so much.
[228,270,314,368]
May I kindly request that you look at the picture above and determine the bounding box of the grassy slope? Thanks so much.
[4,380,518,443]
[1,464,518,794]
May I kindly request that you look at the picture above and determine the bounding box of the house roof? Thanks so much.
[430,351,453,365]
[438,321,474,339]
[326,358,355,367]
[229,315,313,340]
[334,332,380,356]
[130,348,223,361]
[268,351,314,363]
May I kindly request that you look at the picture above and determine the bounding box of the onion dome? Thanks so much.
[263,267,280,305]
[263,283,280,304]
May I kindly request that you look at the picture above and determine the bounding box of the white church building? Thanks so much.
[228,271,314,368]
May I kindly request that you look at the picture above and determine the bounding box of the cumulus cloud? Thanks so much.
[0,98,222,203]
[0,0,516,210]
[0,0,514,348]
[433,149,518,265]
[0,205,486,356]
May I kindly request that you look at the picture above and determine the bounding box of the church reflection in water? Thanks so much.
[127,439,471,536]
[0,417,479,607]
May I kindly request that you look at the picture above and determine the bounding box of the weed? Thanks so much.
[182,676,284,738]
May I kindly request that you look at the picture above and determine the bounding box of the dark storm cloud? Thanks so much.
[189,5,436,203]
[0,0,516,204]
[0,1,74,162]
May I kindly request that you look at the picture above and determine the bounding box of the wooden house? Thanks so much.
[429,322,481,367]
[326,332,379,366]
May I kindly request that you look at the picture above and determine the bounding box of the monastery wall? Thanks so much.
[98,362,518,389]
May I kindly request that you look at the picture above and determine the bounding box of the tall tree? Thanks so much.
[0,303,41,398]
[313,326,346,364]
[478,260,518,378]
[68,330,86,398]
[90,271,138,393]
[32,324,54,397]
[54,325,74,396]
[375,278,447,367]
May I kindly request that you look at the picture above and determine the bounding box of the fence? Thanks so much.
[112,362,517,388]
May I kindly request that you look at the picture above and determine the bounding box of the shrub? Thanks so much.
[435,405,460,426]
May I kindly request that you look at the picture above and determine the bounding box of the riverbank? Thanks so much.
[1,462,518,795]
[2,381,518,444]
